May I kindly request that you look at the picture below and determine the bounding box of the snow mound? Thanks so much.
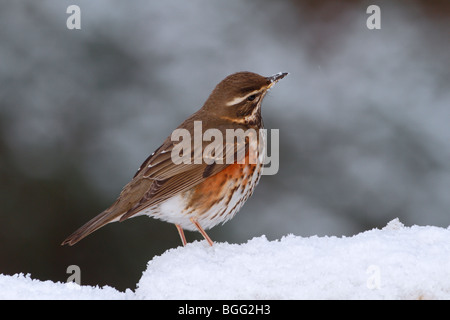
[2,219,450,299]
[136,219,450,299]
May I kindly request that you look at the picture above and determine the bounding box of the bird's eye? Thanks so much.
[247,94,256,102]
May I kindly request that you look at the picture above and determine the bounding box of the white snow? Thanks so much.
[2,219,450,300]
[0,273,132,300]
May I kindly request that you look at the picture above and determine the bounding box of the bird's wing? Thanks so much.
[119,124,252,220]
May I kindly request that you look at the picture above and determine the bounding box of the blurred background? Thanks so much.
[1,0,449,291]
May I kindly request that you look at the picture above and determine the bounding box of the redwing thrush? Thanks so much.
[62,71,287,247]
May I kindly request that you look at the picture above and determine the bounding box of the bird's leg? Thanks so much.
[190,218,214,246]
[175,224,187,247]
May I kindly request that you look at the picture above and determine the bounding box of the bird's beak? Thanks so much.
[266,72,288,89]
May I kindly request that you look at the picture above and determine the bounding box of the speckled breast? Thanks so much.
[153,130,266,231]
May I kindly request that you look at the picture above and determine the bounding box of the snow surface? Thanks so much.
[2,219,450,300]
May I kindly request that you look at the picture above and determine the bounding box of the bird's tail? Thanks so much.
[61,204,122,246]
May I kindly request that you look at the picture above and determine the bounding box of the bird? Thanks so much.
[61,71,287,247]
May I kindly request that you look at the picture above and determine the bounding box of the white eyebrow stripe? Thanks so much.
[225,90,261,106]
